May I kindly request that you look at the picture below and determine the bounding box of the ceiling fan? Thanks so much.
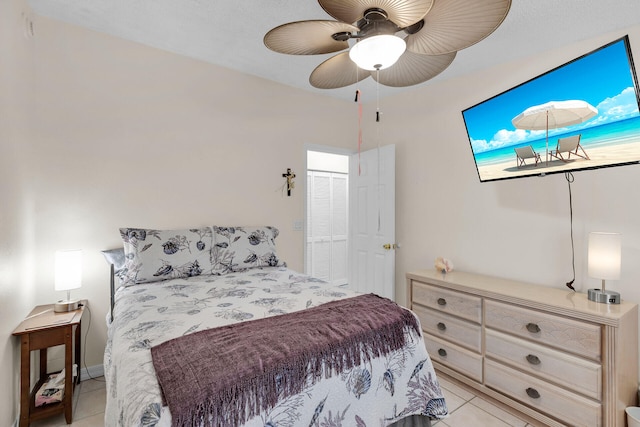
[264,0,511,89]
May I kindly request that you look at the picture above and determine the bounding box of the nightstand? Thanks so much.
[12,302,85,427]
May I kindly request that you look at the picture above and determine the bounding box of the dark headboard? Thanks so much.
[101,248,126,322]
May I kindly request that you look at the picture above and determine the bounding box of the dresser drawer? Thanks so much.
[412,282,482,323]
[485,299,601,360]
[424,333,483,382]
[414,305,482,352]
[485,329,602,400]
[485,359,601,426]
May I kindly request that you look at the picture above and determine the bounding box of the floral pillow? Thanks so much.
[210,226,285,274]
[119,227,213,284]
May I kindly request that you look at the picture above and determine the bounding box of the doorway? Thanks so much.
[304,144,396,299]
[305,149,349,286]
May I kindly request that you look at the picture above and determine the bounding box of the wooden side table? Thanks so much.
[12,302,85,427]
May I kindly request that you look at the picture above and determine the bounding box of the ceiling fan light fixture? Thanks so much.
[348,34,406,71]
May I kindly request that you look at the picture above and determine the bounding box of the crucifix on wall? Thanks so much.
[282,168,295,196]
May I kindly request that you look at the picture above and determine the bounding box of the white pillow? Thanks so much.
[119,227,214,284]
[211,226,285,274]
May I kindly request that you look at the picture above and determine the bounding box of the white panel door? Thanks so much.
[348,145,396,300]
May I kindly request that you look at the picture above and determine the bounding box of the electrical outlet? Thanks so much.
[293,220,303,231]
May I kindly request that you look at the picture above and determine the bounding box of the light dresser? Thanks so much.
[407,269,638,427]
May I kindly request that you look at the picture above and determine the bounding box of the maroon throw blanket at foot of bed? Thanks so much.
[150,293,421,427]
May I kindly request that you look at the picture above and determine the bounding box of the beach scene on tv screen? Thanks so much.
[463,37,640,182]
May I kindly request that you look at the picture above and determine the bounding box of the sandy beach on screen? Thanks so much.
[478,139,640,181]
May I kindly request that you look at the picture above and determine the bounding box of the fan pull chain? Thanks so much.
[355,89,362,176]
[375,68,382,232]
[376,67,381,123]
[355,62,363,176]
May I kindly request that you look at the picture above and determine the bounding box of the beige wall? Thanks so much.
[3,0,640,424]
[386,25,640,308]
[1,6,356,424]
[1,0,38,425]
[29,10,360,365]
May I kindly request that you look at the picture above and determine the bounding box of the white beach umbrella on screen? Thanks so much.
[512,100,598,163]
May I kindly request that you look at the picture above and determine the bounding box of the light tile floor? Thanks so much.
[433,376,542,427]
[30,375,542,427]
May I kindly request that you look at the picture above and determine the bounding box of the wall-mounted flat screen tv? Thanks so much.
[462,35,640,183]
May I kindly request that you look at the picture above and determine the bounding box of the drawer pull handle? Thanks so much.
[526,387,541,399]
[437,348,447,357]
[437,298,447,306]
[437,322,447,331]
[526,354,541,365]
[526,323,541,333]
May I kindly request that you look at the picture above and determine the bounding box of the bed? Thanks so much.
[103,226,447,427]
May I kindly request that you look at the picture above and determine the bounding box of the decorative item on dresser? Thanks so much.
[407,269,638,427]
[587,231,622,304]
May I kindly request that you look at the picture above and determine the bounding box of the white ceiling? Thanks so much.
[27,0,640,101]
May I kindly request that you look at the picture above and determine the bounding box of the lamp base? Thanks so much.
[54,299,80,313]
[587,288,620,304]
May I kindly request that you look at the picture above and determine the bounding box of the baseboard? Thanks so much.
[80,364,104,381]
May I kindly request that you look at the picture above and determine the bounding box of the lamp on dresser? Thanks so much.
[587,231,621,304]
[54,249,82,312]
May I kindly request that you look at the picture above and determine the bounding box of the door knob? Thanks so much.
[383,243,397,250]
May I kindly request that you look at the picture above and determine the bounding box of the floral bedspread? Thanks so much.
[104,267,447,426]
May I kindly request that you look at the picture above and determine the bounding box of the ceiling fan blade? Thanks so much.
[373,49,456,87]
[319,0,433,28]
[405,0,511,55]
[264,20,359,55]
[310,52,371,89]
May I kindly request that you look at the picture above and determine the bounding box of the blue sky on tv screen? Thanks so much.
[463,38,640,154]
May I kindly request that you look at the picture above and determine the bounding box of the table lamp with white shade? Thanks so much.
[587,232,621,304]
[54,249,82,312]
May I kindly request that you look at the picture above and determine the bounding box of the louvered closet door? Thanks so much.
[306,171,348,285]
[331,173,348,284]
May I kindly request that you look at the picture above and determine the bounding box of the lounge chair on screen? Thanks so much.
[515,145,541,167]
[549,135,590,161]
